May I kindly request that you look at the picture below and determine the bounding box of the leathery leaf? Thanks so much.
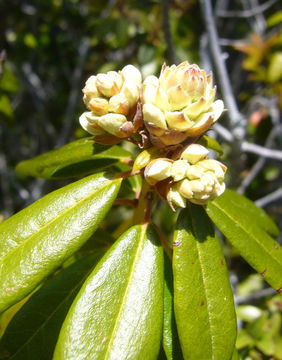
[173,205,237,360]
[0,252,103,360]
[0,172,121,313]
[163,253,183,360]
[53,224,164,360]
[206,191,282,291]
[15,137,131,179]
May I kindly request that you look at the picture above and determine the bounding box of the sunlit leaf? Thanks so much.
[54,224,164,360]
[15,137,132,179]
[173,205,237,360]
[0,172,121,313]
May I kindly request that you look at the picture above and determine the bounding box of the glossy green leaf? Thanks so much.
[54,224,164,360]
[133,147,160,172]
[163,253,183,360]
[224,190,279,237]
[199,135,223,156]
[173,205,237,360]
[0,252,103,360]
[0,172,121,313]
[15,137,132,179]
[206,191,282,291]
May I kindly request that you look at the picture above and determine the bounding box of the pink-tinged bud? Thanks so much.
[142,61,224,147]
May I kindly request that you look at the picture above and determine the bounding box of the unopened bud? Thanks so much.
[97,113,127,136]
[79,112,106,136]
[171,160,189,181]
[181,144,209,164]
[167,184,186,209]
[144,158,172,185]
[89,98,109,115]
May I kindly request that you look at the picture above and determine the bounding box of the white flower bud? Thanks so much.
[167,185,187,209]
[181,144,209,164]
[171,160,189,181]
[144,158,172,184]
[80,65,142,138]
[97,113,127,136]
[79,112,105,136]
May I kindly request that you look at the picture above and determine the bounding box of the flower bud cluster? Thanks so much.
[80,65,142,137]
[79,62,227,208]
[141,62,224,147]
[144,144,227,208]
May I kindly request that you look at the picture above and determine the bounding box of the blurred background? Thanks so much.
[0,1,282,358]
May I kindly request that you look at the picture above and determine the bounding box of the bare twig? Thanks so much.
[213,123,234,142]
[236,287,277,304]
[238,124,281,194]
[200,0,246,139]
[57,37,90,147]
[255,188,282,208]
[241,142,282,161]
[217,0,277,18]
[161,0,178,65]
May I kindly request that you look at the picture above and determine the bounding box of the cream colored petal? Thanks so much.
[96,73,121,98]
[97,113,127,136]
[154,87,170,111]
[143,103,167,130]
[183,97,208,120]
[209,99,224,122]
[198,159,226,181]
[167,185,187,208]
[89,98,109,115]
[181,144,209,164]
[79,112,105,136]
[143,75,159,86]
[177,179,193,199]
[142,82,157,105]
[121,65,142,85]
[167,85,190,110]
[171,160,189,181]
[145,159,172,181]
[165,111,194,131]
[108,93,130,115]
[121,79,139,106]
[82,75,100,98]
[189,179,205,193]
[107,71,123,91]
[186,164,205,180]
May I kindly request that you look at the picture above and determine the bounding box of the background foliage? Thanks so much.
[0,0,282,359]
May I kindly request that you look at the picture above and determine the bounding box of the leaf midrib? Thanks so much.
[104,224,147,359]
[209,202,282,268]
[189,206,215,360]
[0,179,115,268]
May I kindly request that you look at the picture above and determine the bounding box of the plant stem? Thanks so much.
[132,180,154,225]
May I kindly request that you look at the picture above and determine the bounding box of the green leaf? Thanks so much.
[199,135,223,156]
[53,224,164,360]
[15,137,132,179]
[163,253,183,360]
[0,172,121,313]
[0,65,19,94]
[133,147,160,172]
[0,252,103,360]
[0,95,13,122]
[206,191,282,291]
[267,52,282,83]
[173,205,237,360]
